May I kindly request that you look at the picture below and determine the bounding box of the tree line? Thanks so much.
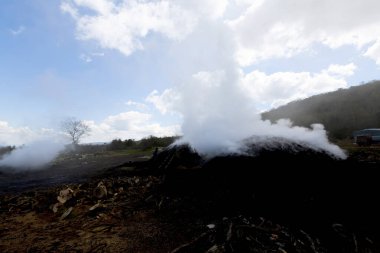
[0,146,15,158]
[108,136,179,151]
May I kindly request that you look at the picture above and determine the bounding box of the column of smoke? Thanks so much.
[169,20,346,159]
[0,140,65,170]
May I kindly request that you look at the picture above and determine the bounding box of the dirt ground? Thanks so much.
[0,150,151,193]
[0,175,192,252]
[1,145,380,252]
[0,150,195,252]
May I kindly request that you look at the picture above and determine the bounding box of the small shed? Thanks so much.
[352,128,380,146]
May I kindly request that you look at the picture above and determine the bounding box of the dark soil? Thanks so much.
[0,143,379,252]
[0,151,149,194]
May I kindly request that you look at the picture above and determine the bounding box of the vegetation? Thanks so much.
[0,146,15,158]
[61,117,91,145]
[262,80,380,140]
[108,136,179,151]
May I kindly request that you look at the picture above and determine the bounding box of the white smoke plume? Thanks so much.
[172,69,346,158]
[150,20,347,159]
[0,140,65,170]
[63,0,348,159]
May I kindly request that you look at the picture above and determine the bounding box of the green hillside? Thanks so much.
[262,80,380,140]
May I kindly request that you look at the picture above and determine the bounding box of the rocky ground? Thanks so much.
[0,143,379,252]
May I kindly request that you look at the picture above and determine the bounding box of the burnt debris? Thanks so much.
[0,140,379,252]
[150,140,380,252]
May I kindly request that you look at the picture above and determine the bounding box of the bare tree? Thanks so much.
[61,118,90,145]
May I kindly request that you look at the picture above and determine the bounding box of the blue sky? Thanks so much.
[0,1,171,122]
[1,0,379,146]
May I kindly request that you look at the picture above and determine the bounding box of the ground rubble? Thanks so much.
[0,173,175,252]
[0,145,379,252]
[170,215,327,253]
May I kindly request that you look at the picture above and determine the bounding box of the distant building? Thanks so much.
[352,128,380,146]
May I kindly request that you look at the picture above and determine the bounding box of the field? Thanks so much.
[0,148,155,193]
[0,143,380,252]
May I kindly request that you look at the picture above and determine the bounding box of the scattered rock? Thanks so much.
[206,224,215,229]
[57,188,74,204]
[93,181,107,199]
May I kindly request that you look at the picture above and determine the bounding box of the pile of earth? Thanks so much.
[0,138,379,252]
[150,139,380,252]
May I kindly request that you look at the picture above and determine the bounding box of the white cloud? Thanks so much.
[0,111,179,147]
[61,2,78,18]
[83,111,180,142]
[229,0,380,65]
[72,0,115,15]
[10,26,25,36]
[125,100,149,111]
[241,63,356,108]
[364,40,380,65]
[0,121,60,146]
[0,121,36,146]
[176,0,228,20]
[62,0,380,66]
[145,89,181,115]
[325,63,357,76]
[104,111,151,131]
[61,0,197,56]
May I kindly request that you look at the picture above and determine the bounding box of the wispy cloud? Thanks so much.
[125,100,149,111]
[79,53,92,63]
[10,26,25,36]
[79,52,105,63]
[91,52,105,57]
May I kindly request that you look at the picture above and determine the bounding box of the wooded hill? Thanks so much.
[262,80,380,140]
